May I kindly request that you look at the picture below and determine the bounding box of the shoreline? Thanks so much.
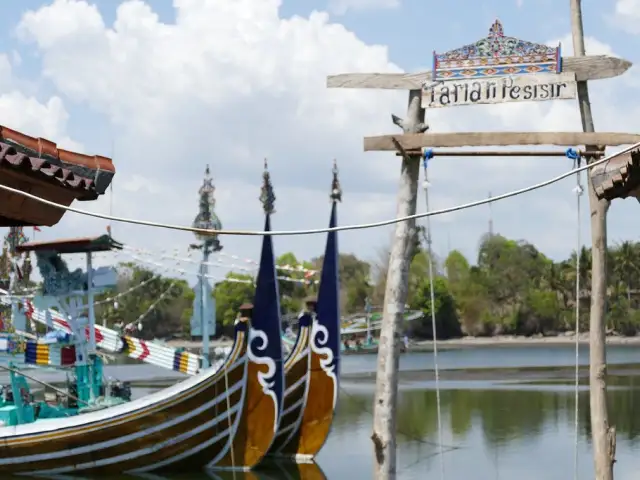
[166,333,640,352]
[413,333,640,349]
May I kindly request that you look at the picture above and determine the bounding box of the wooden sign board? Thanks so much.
[422,72,577,108]
[431,20,561,82]
[422,20,577,108]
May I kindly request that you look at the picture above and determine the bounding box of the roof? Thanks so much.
[0,126,115,197]
[0,141,96,198]
[591,149,640,201]
[15,235,124,254]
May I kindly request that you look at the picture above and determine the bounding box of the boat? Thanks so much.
[0,235,132,425]
[0,178,285,474]
[0,286,230,376]
[266,163,341,460]
[282,309,423,356]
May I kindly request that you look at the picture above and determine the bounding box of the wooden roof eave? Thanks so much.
[16,235,124,254]
[591,149,640,201]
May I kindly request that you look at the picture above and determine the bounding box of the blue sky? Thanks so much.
[0,0,639,282]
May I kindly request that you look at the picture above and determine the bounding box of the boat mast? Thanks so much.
[365,297,372,345]
[190,165,222,369]
[6,228,27,332]
[86,252,96,354]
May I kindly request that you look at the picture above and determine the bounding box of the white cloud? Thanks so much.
[611,0,640,34]
[0,51,80,151]
[328,0,400,15]
[4,0,640,280]
[547,34,617,57]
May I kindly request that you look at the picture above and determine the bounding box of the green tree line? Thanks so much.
[6,231,640,340]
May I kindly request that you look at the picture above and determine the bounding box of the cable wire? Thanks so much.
[572,155,584,480]
[0,141,637,236]
[421,154,445,479]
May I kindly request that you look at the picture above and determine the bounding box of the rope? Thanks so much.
[0,141,636,237]
[122,247,316,285]
[0,363,89,406]
[422,150,445,479]
[93,273,165,307]
[123,281,178,331]
[566,148,584,480]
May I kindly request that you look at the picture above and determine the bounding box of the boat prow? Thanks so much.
[266,162,342,460]
[0,207,287,473]
[0,314,251,475]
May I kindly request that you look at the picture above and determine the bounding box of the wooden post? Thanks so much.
[327,25,631,479]
[570,1,615,478]
[371,90,426,480]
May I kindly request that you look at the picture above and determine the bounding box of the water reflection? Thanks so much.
[6,345,640,479]
[5,460,326,480]
[325,375,640,479]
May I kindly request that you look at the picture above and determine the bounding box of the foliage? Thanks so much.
[77,233,640,340]
[94,263,193,340]
[214,273,255,328]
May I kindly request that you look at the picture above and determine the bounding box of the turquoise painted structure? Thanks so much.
[0,362,76,427]
[189,165,222,369]
[0,235,131,427]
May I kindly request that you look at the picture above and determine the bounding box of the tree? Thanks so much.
[311,253,372,314]
[409,275,461,339]
[612,241,638,305]
[94,263,192,340]
[213,273,256,329]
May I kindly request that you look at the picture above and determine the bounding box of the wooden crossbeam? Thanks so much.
[364,132,640,151]
[327,56,632,89]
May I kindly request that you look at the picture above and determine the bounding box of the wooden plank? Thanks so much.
[422,72,577,108]
[327,56,631,89]
[363,132,640,151]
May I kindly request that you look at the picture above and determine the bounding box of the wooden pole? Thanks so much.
[569,1,616,478]
[371,89,426,480]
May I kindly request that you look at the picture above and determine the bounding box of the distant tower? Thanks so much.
[191,165,222,253]
[189,165,222,369]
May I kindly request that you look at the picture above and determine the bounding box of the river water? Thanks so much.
[5,344,640,479]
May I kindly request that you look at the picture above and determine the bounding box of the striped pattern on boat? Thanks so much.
[0,290,230,376]
[267,321,311,457]
[0,323,254,474]
[24,342,75,367]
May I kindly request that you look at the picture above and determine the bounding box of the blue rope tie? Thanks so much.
[565,148,580,161]
[423,149,434,169]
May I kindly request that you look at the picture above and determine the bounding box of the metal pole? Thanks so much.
[86,251,97,402]
[7,228,18,333]
[365,297,372,345]
[200,245,210,369]
[86,252,96,354]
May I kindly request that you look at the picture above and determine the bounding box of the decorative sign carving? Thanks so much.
[423,20,575,108]
[423,72,577,108]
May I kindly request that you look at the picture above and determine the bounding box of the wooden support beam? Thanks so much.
[395,149,605,157]
[364,132,640,151]
[591,149,640,201]
[327,56,632,89]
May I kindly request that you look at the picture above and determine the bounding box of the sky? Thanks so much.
[1,0,640,283]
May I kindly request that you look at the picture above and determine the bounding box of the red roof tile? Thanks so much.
[0,126,114,173]
[0,141,97,198]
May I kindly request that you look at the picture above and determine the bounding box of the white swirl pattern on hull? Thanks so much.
[310,320,338,409]
[247,327,279,432]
